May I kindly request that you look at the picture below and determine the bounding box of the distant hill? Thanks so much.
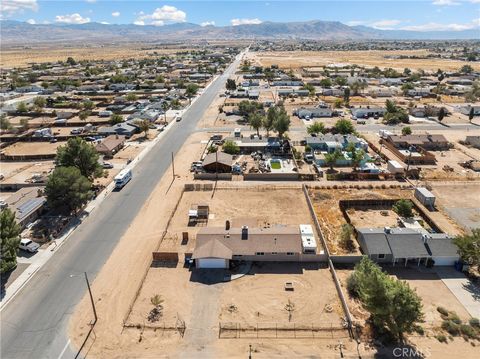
[0,20,477,45]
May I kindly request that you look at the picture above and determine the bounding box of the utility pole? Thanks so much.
[84,272,97,325]
[215,150,218,181]
[171,152,175,179]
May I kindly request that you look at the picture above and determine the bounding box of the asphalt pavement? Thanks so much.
[0,52,243,359]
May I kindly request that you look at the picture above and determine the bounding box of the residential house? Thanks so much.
[192,224,317,268]
[95,135,125,157]
[351,107,386,118]
[4,186,46,229]
[98,122,137,138]
[202,152,233,173]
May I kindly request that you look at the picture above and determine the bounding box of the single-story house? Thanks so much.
[227,136,285,154]
[4,186,46,229]
[306,134,368,153]
[465,136,480,149]
[192,224,317,268]
[295,106,332,118]
[456,105,480,116]
[202,151,233,173]
[357,227,458,266]
[98,122,137,138]
[95,135,125,157]
[351,107,386,118]
[386,134,450,151]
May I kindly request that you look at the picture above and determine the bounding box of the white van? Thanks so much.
[114,169,132,189]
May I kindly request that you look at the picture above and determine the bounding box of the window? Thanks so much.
[271,252,277,255]
[287,252,295,256]
[378,254,385,259]
[255,252,265,256]
[233,255,243,258]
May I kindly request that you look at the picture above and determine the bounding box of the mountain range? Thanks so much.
[1,20,478,45]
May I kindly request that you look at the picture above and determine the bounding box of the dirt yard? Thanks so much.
[249,50,480,72]
[1,141,65,157]
[347,208,400,229]
[219,262,343,325]
[308,186,412,255]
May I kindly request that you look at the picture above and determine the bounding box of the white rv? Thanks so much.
[114,169,132,189]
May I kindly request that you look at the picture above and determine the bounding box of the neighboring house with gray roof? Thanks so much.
[357,227,459,266]
[4,186,46,229]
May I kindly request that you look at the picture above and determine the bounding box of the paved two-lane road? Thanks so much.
[0,52,243,359]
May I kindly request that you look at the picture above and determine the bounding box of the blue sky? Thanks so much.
[1,0,479,31]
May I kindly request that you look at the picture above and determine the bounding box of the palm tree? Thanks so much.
[161,101,170,124]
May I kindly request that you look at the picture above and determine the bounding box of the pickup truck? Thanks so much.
[19,238,40,253]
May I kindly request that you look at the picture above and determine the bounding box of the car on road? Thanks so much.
[176,116,182,122]
[19,238,40,253]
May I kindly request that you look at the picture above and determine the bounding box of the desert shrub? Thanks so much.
[442,320,460,336]
[436,334,448,343]
[469,318,480,328]
[448,312,462,324]
[437,306,449,317]
[414,325,425,336]
[460,324,477,339]
[346,273,359,297]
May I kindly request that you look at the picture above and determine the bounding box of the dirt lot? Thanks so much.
[309,187,413,255]
[159,186,321,255]
[430,183,480,230]
[0,160,54,184]
[250,50,480,72]
[219,262,343,325]
[0,45,193,68]
[347,208,400,229]
[2,141,65,157]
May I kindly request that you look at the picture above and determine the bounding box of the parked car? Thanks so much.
[176,116,182,122]
[70,128,82,135]
[103,162,114,169]
[356,118,366,124]
[19,238,40,253]
[304,153,314,163]
[304,115,311,121]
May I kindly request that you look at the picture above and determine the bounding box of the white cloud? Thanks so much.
[432,0,460,6]
[201,21,215,27]
[0,0,38,17]
[55,13,90,24]
[111,11,120,17]
[134,5,186,26]
[371,19,402,30]
[346,20,368,26]
[401,18,480,31]
[26,18,35,24]
[231,18,262,26]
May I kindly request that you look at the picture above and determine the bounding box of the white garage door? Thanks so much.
[433,257,457,266]
[197,258,228,269]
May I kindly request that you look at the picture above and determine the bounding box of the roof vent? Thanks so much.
[384,227,391,234]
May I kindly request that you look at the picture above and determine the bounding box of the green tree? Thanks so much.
[135,119,150,138]
[0,114,13,130]
[334,119,355,135]
[0,208,21,273]
[126,93,138,102]
[45,167,92,214]
[339,223,355,252]
[79,110,90,122]
[384,100,409,125]
[454,229,480,271]
[109,113,124,125]
[393,199,413,218]
[82,100,95,111]
[350,81,366,96]
[343,87,351,105]
[302,83,316,97]
[307,122,326,135]
[438,107,446,122]
[222,140,240,155]
[324,149,341,171]
[56,137,103,179]
[335,77,347,86]
[402,126,412,136]
[66,57,77,66]
[346,143,364,171]
[272,106,290,138]
[263,106,276,137]
[17,101,28,113]
[226,79,237,91]
[248,112,264,136]
[161,101,170,123]
[185,83,199,103]
[238,100,262,118]
[33,97,46,112]
[460,64,473,74]
[348,257,424,341]
[319,78,332,88]
[401,82,414,96]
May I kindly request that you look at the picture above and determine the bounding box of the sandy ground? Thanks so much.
[347,208,400,229]
[250,50,480,72]
[309,187,412,255]
[2,141,65,156]
[0,45,193,68]
[0,160,54,185]
[219,263,343,325]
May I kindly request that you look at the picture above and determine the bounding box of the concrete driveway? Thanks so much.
[435,267,480,319]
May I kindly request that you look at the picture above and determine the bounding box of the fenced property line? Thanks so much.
[123,320,187,337]
[218,322,350,339]
[122,188,186,328]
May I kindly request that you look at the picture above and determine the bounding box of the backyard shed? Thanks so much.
[415,187,436,207]
[202,152,233,173]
